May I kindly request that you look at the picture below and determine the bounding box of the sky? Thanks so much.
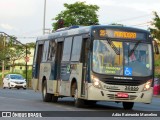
[0,0,160,43]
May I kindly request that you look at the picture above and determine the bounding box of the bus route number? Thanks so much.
[125,86,139,91]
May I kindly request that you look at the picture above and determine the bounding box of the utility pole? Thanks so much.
[43,0,46,35]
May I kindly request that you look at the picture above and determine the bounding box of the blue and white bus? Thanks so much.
[32,25,158,109]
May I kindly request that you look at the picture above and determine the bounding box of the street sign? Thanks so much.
[25,56,29,62]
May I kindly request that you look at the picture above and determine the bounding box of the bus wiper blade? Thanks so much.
[128,41,141,57]
[106,39,120,55]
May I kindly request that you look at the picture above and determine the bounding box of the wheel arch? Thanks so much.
[70,77,77,97]
[42,76,47,83]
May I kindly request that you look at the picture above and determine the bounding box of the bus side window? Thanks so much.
[71,36,82,61]
[47,40,56,61]
[62,37,73,61]
[42,40,49,62]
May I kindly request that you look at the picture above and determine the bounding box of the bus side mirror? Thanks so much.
[153,40,159,54]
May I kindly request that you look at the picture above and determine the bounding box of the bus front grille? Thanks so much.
[104,80,143,86]
[107,94,137,100]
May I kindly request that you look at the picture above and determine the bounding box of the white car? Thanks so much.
[3,74,26,89]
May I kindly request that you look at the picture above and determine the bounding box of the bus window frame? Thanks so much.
[62,37,73,62]
[71,35,83,62]
[41,40,50,62]
[47,39,57,62]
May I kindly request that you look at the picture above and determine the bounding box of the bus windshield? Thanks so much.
[92,40,152,77]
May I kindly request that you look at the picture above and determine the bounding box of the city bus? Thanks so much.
[32,25,159,110]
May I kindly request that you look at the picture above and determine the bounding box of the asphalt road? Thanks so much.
[0,88,159,120]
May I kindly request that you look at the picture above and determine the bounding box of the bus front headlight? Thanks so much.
[91,75,102,89]
[143,79,152,91]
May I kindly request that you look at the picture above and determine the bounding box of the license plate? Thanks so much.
[117,92,128,98]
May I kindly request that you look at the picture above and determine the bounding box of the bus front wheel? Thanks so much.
[42,80,52,102]
[123,102,134,110]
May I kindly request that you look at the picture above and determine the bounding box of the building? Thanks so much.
[10,47,34,73]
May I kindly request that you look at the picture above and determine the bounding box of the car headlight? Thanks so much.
[91,75,102,89]
[143,79,152,91]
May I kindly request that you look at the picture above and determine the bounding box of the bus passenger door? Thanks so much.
[55,42,63,93]
[81,39,89,95]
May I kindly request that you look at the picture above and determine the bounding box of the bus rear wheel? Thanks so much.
[123,102,134,110]
[52,95,58,102]
[42,80,52,102]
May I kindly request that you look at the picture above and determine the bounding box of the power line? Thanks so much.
[129,21,151,27]
[113,14,152,23]
[131,21,151,25]
[17,37,36,39]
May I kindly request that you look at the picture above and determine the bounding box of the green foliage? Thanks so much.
[154,54,160,78]
[52,1,99,30]
[0,35,7,61]
[149,12,160,41]
[23,69,32,80]
[26,42,36,48]
[155,60,160,66]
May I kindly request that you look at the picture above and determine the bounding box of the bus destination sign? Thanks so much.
[99,29,146,40]
[114,31,136,39]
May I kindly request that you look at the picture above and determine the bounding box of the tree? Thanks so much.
[0,35,12,67]
[0,34,33,75]
[26,42,36,48]
[52,1,99,30]
[0,35,6,62]
[149,11,160,41]
[7,45,26,73]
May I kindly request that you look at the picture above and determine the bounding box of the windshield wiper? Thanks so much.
[106,39,120,55]
[128,41,141,57]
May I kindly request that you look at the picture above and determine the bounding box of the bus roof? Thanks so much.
[36,25,150,41]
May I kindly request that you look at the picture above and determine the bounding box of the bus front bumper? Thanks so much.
[87,85,153,104]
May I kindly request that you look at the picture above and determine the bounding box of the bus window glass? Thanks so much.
[33,42,39,63]
[92,40,123,75]
[62,37,72,61]
[124,42,152,76]
[42,41,49,62]
[71,36,82,61]
[47,40,56,61]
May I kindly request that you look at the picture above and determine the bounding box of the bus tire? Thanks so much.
[42,80,52,102]
[85,100,97,105]
[123,102,134,110]
[52,95,58,103]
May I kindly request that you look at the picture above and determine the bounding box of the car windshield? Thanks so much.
[92,40,153,77]
[10,75,24,80]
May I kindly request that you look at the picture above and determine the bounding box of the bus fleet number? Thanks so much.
[125,86,139,91]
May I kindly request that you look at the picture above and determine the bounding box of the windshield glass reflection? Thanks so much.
[92,40,153,77]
